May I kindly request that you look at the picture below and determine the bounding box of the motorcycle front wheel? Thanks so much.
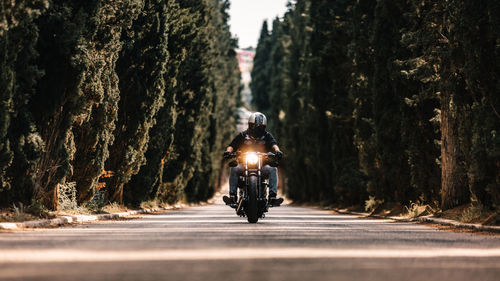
[246,175,259,223]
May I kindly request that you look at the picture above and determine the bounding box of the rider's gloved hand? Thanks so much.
[274,150,283,160]
[223,151,232,159]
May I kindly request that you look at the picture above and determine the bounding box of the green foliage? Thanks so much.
[68,0,143,205]
[250,21,271,112]
[0,0,47,206]
[455,0,500,210]
[159,0,213,203]
[25,199,50,218]
[26,0,144,209]
[370,0,412,204]
[85,188,106,214]
[105,0,169,203]
[124,0,194,206]
[252,0,499,211]
[125,0,239,205]
[255,0,366,205]
[185,0,240,203]
[127,0,239,205]
[0,0,240,209]
[2,0,497,213]
[349,0,378,206]
[457,204,490,223]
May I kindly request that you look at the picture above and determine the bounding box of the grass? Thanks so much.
[364,196,384,213]
[140,199,176,209]
[0,201,131,223]
[2,186,181,223]
[0,200,55,223]
[102,202,128,213]
[456,204,497,224]
[55,206,92,216]
[140,199,160,209]
[403,202,436,218]
[58,202,128,216]
[0,206,36,222]
[436,203,499,225]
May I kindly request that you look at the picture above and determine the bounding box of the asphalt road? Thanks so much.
[1,201,500,281]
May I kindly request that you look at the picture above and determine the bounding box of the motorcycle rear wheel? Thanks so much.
[246,175,259,223]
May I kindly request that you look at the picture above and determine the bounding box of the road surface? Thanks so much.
[1,201,500,281]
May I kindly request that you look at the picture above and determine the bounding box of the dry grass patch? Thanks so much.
[403,202,437,218]
[438,204,499,226]
[102,202,128,213]
[0,201,54,223]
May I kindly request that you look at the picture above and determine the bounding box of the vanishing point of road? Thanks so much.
[1,200,500,281]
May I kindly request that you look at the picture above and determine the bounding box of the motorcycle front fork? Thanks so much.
[236,179,269,216]
[238,179,269,199]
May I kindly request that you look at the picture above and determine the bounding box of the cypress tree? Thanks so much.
[370,0,411,204]
[251,21,271,112]
[349,0,377,204]
[127,0,239,205]
[105,0,169,204]
[158,0,212,203]
[266,17,287,136]
[279,0,314,202]
[70,0,143,204]
[185,0,240,202]
[32,0,142,209]
[259,0,366,204]
[124,0,192,205]
[0,0,47,206]
[396,0,442,204]
[454,0,500,210]
[3,0,498,213]
[0,0,241,209]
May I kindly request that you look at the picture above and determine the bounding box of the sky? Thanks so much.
[228,0,291,49]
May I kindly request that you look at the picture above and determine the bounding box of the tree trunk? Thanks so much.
[107,176,124,204]
[440,90,469,210]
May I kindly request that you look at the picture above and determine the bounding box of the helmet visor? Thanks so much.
[248,124,265,137]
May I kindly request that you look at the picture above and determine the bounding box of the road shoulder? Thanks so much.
[333,208,500,234]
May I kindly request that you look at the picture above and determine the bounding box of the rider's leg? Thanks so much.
[224,164,244,206]
[262,165,278,198]
[229,164,244,196]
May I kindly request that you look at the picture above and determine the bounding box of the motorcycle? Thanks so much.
[224,151,281,223]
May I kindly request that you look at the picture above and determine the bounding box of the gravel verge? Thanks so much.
[0,205,186,231]
[0,192,220,231]
[335,209,500,233]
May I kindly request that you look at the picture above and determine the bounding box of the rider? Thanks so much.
[222,112,284,206]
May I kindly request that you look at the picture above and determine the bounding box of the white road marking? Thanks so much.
[71,219,396,224]
[2,248,500,263]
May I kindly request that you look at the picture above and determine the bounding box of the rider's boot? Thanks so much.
[268,192,284,206]
[223,194,238,208]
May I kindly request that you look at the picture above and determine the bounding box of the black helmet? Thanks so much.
[248,112,267,138]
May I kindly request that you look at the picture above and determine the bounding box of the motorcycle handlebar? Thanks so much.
[224,151,276,159]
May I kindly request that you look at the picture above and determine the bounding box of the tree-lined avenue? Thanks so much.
[1,202,500,281]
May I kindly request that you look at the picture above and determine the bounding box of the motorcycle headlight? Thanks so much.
[246,153,259,165]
